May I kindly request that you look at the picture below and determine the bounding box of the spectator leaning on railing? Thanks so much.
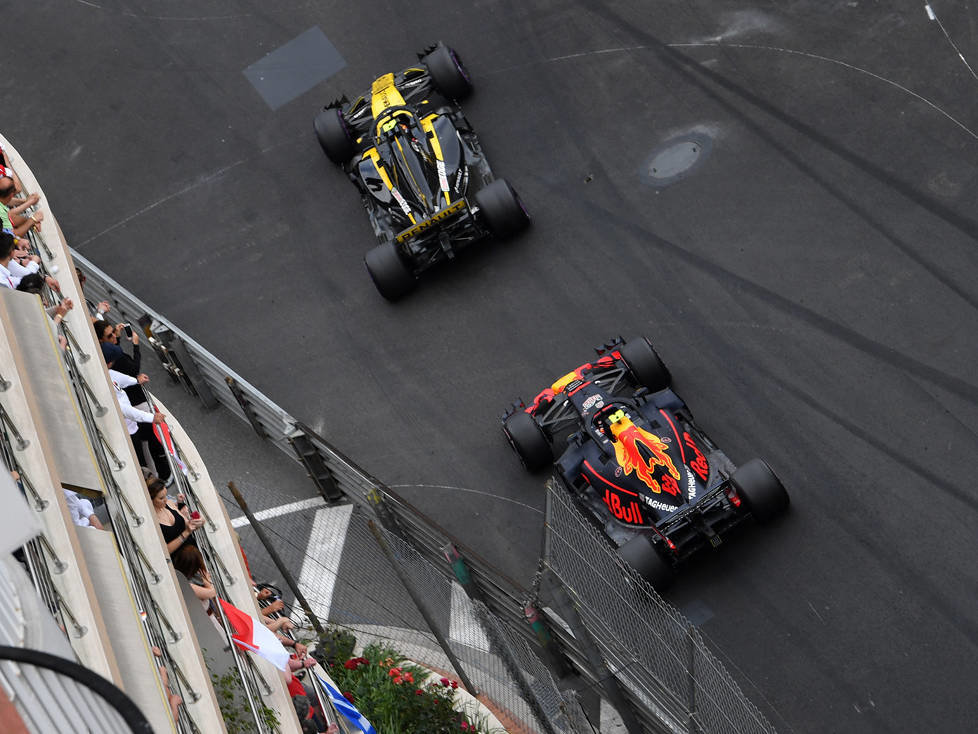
[0,231,38,289]
[109,370,172,484]
[0,144,23,193]
[63,489,106,530]
[0,175,42,238]
[147,476,202,556]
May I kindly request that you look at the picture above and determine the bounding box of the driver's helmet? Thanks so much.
[594,406,628,440]
[377,108,417,136]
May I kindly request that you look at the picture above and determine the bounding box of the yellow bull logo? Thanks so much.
[607,411,681,496]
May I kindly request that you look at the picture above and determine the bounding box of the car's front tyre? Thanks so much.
[423,44,472,100]
[364,242,416,301]
[503,411,552,472]
[314,108,355,165]
[619,337,671,392]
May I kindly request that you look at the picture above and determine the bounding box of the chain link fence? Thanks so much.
[544,483,775,734]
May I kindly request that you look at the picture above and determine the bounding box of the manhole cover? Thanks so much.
[643,133,713,188]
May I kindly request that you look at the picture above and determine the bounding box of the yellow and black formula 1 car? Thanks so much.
[314,43,529,300]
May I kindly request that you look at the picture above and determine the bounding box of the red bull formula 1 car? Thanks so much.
[314,43,529,300]
[503,336,789,590]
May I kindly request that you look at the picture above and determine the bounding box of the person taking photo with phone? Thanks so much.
[98,320,143,404]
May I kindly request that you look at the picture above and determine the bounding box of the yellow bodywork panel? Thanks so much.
[419,113,450,206]
[419,114,443,161]
[361,147,415,225]
[551,371,581,393]
[371,74,406,116]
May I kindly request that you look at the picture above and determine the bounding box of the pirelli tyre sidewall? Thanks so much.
[364,242,416,301]
[618,534,675,591]
[731,458,790,523]
[475,179,530,239]
[619,337,671,392]
[423,44,473,100]
[314,107,355,165]
[503,411,552,472]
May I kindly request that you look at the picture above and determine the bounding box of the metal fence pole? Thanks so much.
[444,544,564,734]
[227,481,325,637]
[687,627,698,734]
[546,578,646,734]
[365,519,480,696]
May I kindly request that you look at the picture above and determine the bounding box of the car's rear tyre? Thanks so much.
[475,179,530,238]
[423,44,472,100]
[619,337,671,392]
[731,458,789,523]
[364,242,416,301]
[314,108,355,165]
[618,535,675,591]
[503,411,552,472]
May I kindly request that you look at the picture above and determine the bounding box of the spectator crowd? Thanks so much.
[1,147,339,733]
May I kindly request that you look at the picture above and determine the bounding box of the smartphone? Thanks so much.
[123,323,133,337]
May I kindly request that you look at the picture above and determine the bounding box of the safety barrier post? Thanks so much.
[364,515,480,696]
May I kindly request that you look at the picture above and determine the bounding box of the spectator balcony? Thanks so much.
[0,134,301,733]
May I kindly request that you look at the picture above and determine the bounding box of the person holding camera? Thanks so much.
[98,319,143,404]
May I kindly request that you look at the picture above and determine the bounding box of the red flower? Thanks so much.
[343,692,354,704]
[434,698,440,704]
[343,659,359,670]
[389,667,402,678]
[461,723,469,731]
[440,677,450,687]
[415,689,424,696]
[451,680,458,689]
[393,676,403,685]
[404,672,414,684]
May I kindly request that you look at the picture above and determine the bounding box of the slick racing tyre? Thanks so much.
[503,411,552,472]
[619,534,675,591]
[365,242,416,301]
[620,337,671,392]
[314,107,355,165]
[423,44,472,100]
[475,179,530,238]
[731,458,790,523]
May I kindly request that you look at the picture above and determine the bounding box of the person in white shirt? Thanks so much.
[108,368,172,484]
[0,231,38,289]
[63,489,105,530]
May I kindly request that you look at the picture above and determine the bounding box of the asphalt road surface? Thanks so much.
[5,2,978,732]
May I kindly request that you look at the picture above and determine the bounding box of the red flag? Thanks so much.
[152,412,188,476]
[218,599,290,672]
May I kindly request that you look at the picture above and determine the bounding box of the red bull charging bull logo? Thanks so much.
[607,410,681,495]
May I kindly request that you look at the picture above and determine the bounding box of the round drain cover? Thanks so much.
[643,133,713,188]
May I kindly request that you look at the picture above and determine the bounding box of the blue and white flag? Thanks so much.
[316,673,377,734]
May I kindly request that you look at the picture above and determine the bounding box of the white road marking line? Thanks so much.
[296,505,354,622]
[230,496,326,528]
[449,582,490,652]
[600,698,628,733]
